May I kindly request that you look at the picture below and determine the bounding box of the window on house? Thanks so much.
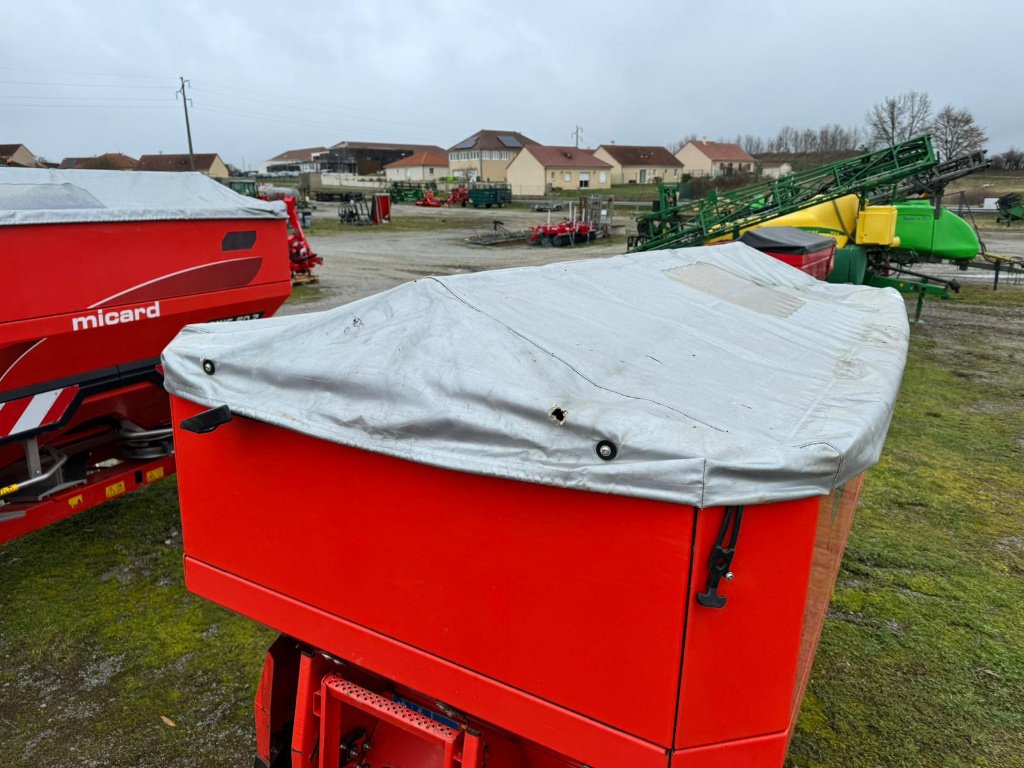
[599,172,607,184]
[579,172,590,189]
[551,172,555,180]
[429,167,434,175]
[563,172,572,182]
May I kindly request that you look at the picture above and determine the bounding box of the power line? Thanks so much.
[0,94,170,102]
[0,79,171,90]
[190,84,455,132]
[0,65,176,81]
[0,102,176,110]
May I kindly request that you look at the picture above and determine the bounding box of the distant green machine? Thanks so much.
[631,138,995,319]
[997,193,1024,225]
[630,137,939,252]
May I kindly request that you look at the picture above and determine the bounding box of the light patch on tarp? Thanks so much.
[666,261,805,318]
[0,183,105,211]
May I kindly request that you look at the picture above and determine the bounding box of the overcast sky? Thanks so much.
[2,0,1020,168]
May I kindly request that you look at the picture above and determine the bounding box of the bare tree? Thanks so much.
[930,105,987,159]
[866,91,933,147]
[990,148,1024,171]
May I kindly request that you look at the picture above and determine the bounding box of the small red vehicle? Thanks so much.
[0,168,292,543]
[165,244,909,768]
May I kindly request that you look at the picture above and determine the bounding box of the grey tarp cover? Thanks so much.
[162,243,910,508]
[0,167,284,226]
[739,226,838,255]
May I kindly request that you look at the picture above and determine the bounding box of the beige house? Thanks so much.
[506,146,612,196]
[383,150,450,182]
[448,129,538,182]
[758,160,793,179]
[674,140,756,178]
[136,153,230,179]
[1,144,40,168]
[592,145,683,185]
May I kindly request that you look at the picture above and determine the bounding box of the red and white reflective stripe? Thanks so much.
[0,385,79,439]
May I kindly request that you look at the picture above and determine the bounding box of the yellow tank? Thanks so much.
[705,195,900,249]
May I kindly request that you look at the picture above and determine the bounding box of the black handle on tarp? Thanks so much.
[179,405,233,434]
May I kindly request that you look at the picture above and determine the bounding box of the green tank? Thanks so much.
[891,200,979,261]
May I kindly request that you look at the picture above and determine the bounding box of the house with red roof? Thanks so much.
[59,153,138,171]
[136,153,230,178]
[506,146,611,196]
[383,150,450,182]
[1,144,40,168]
[592,145,683,185]
[674,140,755,178]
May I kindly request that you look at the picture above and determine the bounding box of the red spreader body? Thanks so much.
[0,169,291,542]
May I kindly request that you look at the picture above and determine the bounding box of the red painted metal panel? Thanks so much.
[173,396,694,744]
[761,248,835,281]
[674,500,819,748]
[185,559,671,768]
[0,219,290,393]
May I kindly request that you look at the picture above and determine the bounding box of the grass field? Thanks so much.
[1,285,1022,767]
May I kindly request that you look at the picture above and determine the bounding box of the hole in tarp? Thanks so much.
[549,406,567,425]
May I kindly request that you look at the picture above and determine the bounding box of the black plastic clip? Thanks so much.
[696,505,744,609]
[179,405,233,434]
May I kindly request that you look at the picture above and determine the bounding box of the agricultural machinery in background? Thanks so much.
[338,192,392,226]
[529,196,615,247]
[997,193,1024,225]
[631,136,993,318]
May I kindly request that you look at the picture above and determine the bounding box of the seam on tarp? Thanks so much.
[700,458,707,510]
[427,277,726,433]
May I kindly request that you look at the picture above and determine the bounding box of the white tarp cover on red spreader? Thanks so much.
[162,243,910,508]
[0,167,284,226]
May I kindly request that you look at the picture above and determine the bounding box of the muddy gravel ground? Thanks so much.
[280,203,632,314]
[285,205,1024,316]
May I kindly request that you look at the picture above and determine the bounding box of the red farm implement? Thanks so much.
[165,245,909,768]
[0,169,292,543]
[528,218,597,246]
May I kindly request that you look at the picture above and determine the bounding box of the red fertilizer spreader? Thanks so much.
[737,227,837,282]
[0,168,292,542]
[165,245,909,768]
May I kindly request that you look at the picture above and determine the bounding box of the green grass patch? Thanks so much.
[0,480,273,766]
[787,284,1024,767]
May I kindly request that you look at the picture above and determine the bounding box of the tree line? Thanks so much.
[673,91,1005,163]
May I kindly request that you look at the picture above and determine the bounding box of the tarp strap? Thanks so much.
[696,505,744,609]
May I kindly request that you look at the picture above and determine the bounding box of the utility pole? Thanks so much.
[176,76,195,171]
[572,125,583,149]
